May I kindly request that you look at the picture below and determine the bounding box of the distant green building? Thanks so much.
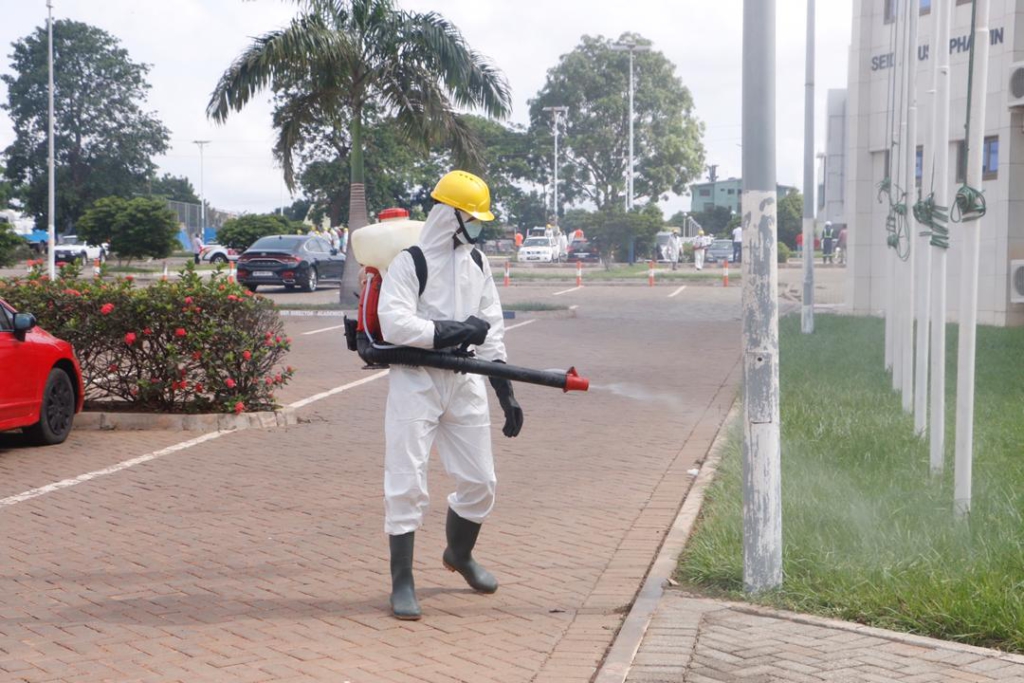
[689,177,798,214]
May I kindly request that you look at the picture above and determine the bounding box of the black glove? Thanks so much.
[433,315,490,349]
[489,362,524,438]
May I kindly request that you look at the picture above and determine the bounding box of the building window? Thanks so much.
[699,188,711,197]
[955,136,999,182]
[727,189,735,195]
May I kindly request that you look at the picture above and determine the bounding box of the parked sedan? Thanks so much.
[566,238,599,263]
[236,234,345,292]
[705,239,735,264]
[0,298,84,445]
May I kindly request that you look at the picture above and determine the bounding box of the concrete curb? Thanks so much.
[75,407,298,432]
[593,398,740,683]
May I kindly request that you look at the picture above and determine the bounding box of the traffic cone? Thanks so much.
[648,261,655,287]
[576,260,582,287]
[162,262,169,281]
[723,259,729,287]
[503,260,510,287]
[229,261,237,283]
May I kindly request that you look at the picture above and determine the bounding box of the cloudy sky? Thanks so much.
[0,0,853,219]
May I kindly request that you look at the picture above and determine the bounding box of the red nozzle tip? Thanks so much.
[563,366,589,393]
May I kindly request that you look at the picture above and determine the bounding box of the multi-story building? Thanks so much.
[844,0,1022,326]
[690,178,798,215]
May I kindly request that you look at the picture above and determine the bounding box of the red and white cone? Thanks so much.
[576,260,582,287]
[722,259,729,287]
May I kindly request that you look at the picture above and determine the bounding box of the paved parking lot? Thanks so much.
[1,280,742,682]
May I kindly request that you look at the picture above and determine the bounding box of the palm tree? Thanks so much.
[207,0,511,299]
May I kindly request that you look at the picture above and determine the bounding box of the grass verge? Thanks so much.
[678,313,1024,652]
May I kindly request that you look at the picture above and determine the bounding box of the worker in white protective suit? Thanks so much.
[376,170,524,620]
[693,229,708,270]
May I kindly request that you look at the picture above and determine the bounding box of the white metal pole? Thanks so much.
[742,0,782,593]
[902,0,918,414]
[193,140,210,235]
[46,0,56,279]
[916,0,941,437]
[954,0,989,518]
[628,48,634,210]
[930,0,952,475]
[554,114,559,223]
[893,3,910,394]
[801,0,815,335]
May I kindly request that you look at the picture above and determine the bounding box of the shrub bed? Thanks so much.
[0,262,293,413]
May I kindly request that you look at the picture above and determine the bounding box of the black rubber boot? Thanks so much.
[442,508,498,594]
[389,532,421,620]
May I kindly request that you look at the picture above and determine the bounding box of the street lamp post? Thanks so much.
[192,140,210,236]
[46,0,56,279]
[541,106,568,225]
[611,39,649,210]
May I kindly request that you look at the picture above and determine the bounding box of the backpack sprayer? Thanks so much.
[341,209,589,393]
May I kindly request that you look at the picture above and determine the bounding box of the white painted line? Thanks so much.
[287,370,391,410]
[569,305,579,311]
[302,323,347,336]
[504,319,538,332]
[1,430,232,508]
[552,286,582,297]
[1,320,541,510]
[668,285,687,298]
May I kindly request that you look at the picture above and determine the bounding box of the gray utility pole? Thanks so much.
[192,140,210,234]
[930,0,953,476]
[954,0,990,517]
[801,0,816,335]
[611,39,649,210]
[46,0,56,279]
[742,0,782,593]
[542,106,568,225]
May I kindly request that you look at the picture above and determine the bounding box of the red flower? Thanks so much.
[225,378,236,389]
[227,294,239,302]
[194,383,204,393]
[242,350,252,361]
[143,327,152,335]
[100,303,114,315]
[274,373,282,384]
[63,288,81,297]
[265,377,273,386]
[108,363,118,373]
[124,332,137,345]
[184,296,194,304]
[175,328,186,337]
[234,401,245,414]
[125,275,134,283]
[192,351,202,360]
[285,337,292,344]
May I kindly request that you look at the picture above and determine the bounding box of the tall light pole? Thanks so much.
[46,0,56,279]
[611,39,649,210]
[542,106,568,225]
[742,0,782,593]
[192,140,210,236]
[801,0,816,335]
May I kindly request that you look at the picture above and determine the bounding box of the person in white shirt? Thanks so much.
[732,225,743,263]
[693,230,708,270]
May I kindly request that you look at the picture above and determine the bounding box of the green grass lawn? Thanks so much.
[678,314,1024,652]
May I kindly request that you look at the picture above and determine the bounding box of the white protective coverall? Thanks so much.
[377,203,507,536]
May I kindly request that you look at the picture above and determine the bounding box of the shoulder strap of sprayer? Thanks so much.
[404,246,484,298]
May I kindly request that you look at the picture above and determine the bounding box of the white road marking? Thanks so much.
[552,286,582,296]
[302,323,347,336]
[287,370,391,410]
[1,320,542,509]
[569,305,579,311]
[668,285,687,298]
[1,430,231,507]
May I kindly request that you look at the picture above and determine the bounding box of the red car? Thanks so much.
[0,298,84,445]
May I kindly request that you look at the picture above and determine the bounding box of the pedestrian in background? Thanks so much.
[822,221,835,265]
[795,231,803,258]
[732,224,743,263]
[191,233,204,265]
[837,224,848,266]
[693,229,708,270]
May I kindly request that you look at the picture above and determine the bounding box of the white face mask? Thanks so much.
[456,209,483,243]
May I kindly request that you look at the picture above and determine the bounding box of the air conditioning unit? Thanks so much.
[1008,62,1024,108]
[1011,260,1024,304]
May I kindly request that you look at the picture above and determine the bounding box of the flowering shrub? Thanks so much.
[0,263,294,413]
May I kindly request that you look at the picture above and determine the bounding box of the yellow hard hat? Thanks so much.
[698,229,704,235]
[431,170,495,222]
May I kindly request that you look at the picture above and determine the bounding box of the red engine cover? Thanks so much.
[357,267,383,340]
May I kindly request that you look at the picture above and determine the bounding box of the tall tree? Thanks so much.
[2,20,170,232]
[207,0,511,298]
[776,190,803,249]
[529,34,705,211]
[149,173,200,204]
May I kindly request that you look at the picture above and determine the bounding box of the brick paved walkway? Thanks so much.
[1,284,741,682]
[626,593,1024,682]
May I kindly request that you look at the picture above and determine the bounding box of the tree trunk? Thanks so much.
[338,110,369,306]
